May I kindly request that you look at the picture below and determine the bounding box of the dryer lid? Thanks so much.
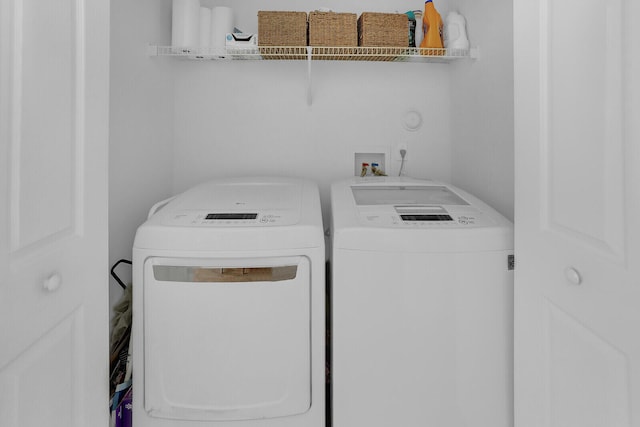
[134,177,325,251]
[160,181,302,226]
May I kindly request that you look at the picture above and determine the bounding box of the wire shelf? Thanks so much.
[149,45,473,62]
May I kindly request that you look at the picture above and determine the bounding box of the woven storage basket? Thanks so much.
[358,12,408,47]
[258,11,308,46]
[309,12,357,47]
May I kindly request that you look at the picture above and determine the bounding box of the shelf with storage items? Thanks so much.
[148,45,477,62]
[161,3,478,103]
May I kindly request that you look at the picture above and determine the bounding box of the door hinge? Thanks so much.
[508,254,515,271]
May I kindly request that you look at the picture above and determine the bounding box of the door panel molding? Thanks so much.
[8,0,86,256]
[0,309,84,427]
[544,299,630,426]
[538,0,626,264]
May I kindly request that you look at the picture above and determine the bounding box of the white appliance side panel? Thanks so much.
[143,256,311,421]
[331,249,513,427]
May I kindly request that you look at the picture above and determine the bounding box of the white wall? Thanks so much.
[449,0,515,220]
[109,0,174,304]
[170,59,452,223]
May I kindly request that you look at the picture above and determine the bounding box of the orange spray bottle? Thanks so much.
[419,0,443,54]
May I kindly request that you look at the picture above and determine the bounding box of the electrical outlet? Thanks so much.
[394,142,408,161]
[354,152,386,177]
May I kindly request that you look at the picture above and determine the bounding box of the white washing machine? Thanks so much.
[132,177,325,427]
[330,177,514,427]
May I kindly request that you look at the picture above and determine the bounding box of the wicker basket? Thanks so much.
[258,11,308,46]
[358,12,409,47]
[309,12,357,47]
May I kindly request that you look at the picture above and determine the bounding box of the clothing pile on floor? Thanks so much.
[110,284,132,427]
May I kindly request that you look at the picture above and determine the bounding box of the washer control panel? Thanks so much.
[358,205,493,228]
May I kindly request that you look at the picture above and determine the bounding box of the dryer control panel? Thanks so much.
[164,210,299,226]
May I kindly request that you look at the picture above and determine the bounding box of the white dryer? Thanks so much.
[330,177,513,427]
[132,177,325,427]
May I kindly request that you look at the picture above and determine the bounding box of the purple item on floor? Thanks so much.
[114,387,132,427]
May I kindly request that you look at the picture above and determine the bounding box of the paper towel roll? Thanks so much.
[199,7,212,50]
[172,0,200,51]
[210,6,234,55]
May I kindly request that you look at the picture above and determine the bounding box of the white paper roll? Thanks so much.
[210,6,234,54]
[199,7,212,50]
[172,0,200,51]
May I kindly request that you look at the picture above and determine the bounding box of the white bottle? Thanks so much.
[444,11,469,51]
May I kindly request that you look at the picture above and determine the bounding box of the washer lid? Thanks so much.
[350,182,494,229]
[331,177,514,252]
[352,185,469,206]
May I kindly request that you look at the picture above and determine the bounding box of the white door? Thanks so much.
[0,0,110,426]
[514,0,640,426]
